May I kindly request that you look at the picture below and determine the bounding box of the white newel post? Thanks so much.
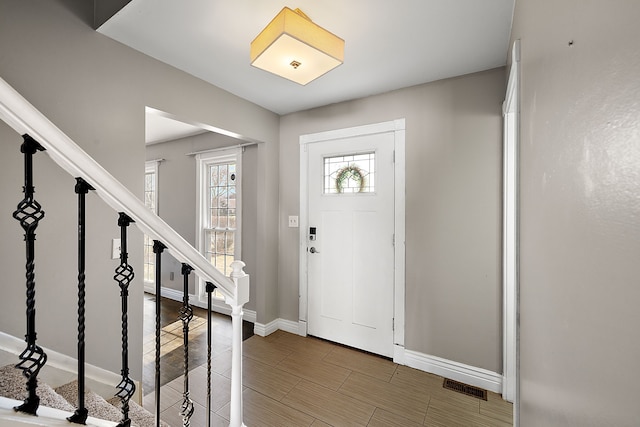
[227,261,249,427]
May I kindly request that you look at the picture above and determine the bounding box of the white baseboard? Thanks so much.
[253,319,278,337]
[393,344,406,364]
[252,318,501,394]
[277,319,301,335]
[399,347,502,394]
[253,318,303,337]
[146,286,257,324]
[297,320,307,337]
[141,295,504,396]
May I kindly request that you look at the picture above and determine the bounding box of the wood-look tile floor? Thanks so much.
[144,326,513,426]
[142,293,253,394]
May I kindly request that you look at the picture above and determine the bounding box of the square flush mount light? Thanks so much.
[250,7,345,85]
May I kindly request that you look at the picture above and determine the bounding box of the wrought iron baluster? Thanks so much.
[179,264,194,427]
[205,281,216,427]
[12,134,47,416]
[153,240,166,427]
[114,213,135,427]
[68,178,95,424]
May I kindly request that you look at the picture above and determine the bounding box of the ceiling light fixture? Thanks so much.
[250,7,344,85]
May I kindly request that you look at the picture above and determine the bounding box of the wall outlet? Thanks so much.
[111,238,121,260]
[288,215,299,228]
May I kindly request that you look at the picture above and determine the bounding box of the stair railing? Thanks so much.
[0,76,250,427]
[11,135,47,417]
[114,213,136,427]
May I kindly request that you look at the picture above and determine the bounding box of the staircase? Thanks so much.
[0,362,167,427]
[0,75,250,426]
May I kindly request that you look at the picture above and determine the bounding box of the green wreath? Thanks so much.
[335,164,366,193]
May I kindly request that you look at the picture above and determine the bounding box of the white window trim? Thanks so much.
[144,160,160,286]
[502,39,520,410]
[195,148,242,302]
[145,160,160,214]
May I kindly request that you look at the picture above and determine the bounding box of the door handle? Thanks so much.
[309,247,320,254]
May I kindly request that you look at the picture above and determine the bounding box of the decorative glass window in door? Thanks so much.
[206,161,236,276]
[324,152,375,194]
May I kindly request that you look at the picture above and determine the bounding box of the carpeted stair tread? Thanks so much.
[0,364,75,412]
[1,364,171,426]
[108,396,170,427]
[55,380,134,425]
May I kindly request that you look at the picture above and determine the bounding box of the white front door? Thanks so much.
[304,130,396,357]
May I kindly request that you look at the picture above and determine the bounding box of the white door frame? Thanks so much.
[502,39,520,411]
[298,119,406,358]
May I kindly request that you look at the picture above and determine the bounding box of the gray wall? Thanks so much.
[279,68,505,373]
[510,0,640,425]
[0,0,279,380]
[145,133,258,311]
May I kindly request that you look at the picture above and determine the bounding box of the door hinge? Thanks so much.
[393,150,395,163]
[392,234,395,246]
[392,318,395,331]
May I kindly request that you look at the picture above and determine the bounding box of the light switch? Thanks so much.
[111,238,121,259]
[288,215,299,228]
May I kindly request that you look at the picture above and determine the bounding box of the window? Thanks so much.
[144,161,159,283]
[205,161,237,275]
[196,149,242,286]
[324,152,375,194]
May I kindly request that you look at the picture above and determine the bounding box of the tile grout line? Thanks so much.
[335,369,354,393]
[422,395,432,426]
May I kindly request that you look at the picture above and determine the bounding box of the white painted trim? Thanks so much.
[253,319,279,337]
[253,319,301,337]
[298,144,309,323]
[502,39,520,408]
[299,120,404,144]
[143,160,160,283]
[184,142,258,157]
[392,344,406,365]
[401,347,503,394]
[144,160,160,214]
[242,309,257,325]
[297,320,307,337]
[145,107,263,145]
[155,286,184,302]
[1,397,117,426]
[253,318,309,337]
[299,119,406,358]
[146,288,257,324]
[393,119,406,347]
[0,76,235,298]
[194,148,243,302]
[276,319,301,335]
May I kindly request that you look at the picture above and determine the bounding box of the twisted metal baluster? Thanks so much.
[179,264,194,427]
[205,281,216,427]
[114,213,135,427]
[12,134,47,416]
[153,240,166,427]
[68,178,95,424]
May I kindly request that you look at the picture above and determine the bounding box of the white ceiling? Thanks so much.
[98,0,515,118]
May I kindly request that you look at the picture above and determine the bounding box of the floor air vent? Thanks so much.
[442,379,488,400]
